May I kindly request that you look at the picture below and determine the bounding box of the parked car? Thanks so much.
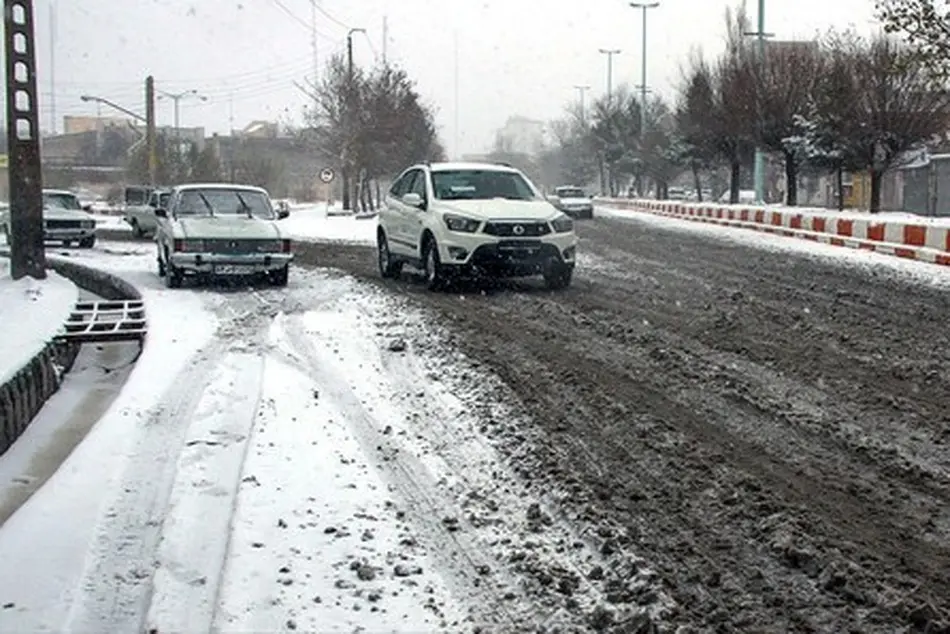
[124,188,170,237]
[550,185,594,219]
[154,183,293,288]
[0,189,97,248]
[377,162,578,290]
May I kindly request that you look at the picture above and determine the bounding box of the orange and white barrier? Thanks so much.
[598,198,950,266]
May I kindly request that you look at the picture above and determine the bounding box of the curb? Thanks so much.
[599,198,950,266]
[0,252,144,456]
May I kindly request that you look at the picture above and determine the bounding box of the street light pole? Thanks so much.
[157,88,207,143]
[574,85,590,124]
[81,88,157,184]
[630,2,659,136]
[598,48,621,100]
[744,0,770,204]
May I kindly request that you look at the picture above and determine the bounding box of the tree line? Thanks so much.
[534,1,950,212]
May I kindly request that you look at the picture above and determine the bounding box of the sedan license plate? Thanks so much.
[215,264,256,275]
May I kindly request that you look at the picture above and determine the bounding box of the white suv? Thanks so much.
[377,162,578,289]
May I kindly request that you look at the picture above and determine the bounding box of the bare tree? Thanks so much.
[589,87,642,196]
[676,53,718,201]
[755,40,825,205]
[712,4,757,203]
[845,34,950,211]
[876,0,950,78]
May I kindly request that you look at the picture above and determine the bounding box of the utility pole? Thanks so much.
[310,0,319,87]
[145,76,157,185]
[48,0,55,134]
[4,0,46,279]
[744,0,770,204]
[630,2,658,136]
[598,48,620,101]
[454,31,460,160]
[574,85,590,125]
[344,27,365,211]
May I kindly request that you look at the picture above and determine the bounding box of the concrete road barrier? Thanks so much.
[598,198,950,267]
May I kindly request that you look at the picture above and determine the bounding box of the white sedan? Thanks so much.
[154,183,293,288]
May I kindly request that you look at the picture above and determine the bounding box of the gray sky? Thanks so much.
[30,0,878,157]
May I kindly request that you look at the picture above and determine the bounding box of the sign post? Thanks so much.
[319,167,335,215]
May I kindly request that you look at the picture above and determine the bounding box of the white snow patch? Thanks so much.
[0,259,77,385]
[0,269,217,631]
[282,205,376,244]
[213,344,468,632]
[597,205,950,290]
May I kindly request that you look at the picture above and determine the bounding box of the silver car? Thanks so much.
[0,189,97,248]
[154,183,293,288]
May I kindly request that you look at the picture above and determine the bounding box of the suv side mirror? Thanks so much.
[277,209,290,220]
[154,207,168,218]
[82,203,93,212]
[402,192,425,209]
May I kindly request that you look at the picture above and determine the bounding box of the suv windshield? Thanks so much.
[432,169,538,201]
[557,188,585,198]
[176,188,274,219]
[43,192,82,210]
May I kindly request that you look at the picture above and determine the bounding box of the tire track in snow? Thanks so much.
[62,293,278,633]
[273,314,523,630]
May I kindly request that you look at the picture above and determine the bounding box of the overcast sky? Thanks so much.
[23,0,879,157]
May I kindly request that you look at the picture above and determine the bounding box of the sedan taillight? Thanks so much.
[281,239,292,253]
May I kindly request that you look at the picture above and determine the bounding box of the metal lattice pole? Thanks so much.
[4,0,46,279]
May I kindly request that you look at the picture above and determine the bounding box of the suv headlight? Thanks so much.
[443,213,480,233]
[81,220,96,229]
[551,214,574,233]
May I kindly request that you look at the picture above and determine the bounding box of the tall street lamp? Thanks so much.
[157,88,208,142]
[744,0,771,204]
[598,49,621,100]
[79,94,146,123]
[574,84,590,124]
[630,2,659,137]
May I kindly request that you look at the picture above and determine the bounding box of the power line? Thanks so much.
[312,1,351,30]
[269,0,338,39]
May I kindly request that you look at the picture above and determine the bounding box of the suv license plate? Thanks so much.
[215,264,256,274]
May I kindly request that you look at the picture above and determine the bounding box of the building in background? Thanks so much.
[494,116,546,156]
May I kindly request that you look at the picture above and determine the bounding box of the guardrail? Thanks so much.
[598,198,950,266]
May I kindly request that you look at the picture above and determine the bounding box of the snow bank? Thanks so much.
[0,260,77,385]
[282,205,376,245]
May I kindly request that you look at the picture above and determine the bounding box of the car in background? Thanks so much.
[550,185,594,219]
[124,188,170,237]
[377,162,578,290]
[154,183,293,288]
[0,189,97,248]
[668,186,687,201]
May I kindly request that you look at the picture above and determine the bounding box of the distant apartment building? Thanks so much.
[495,115,546,156]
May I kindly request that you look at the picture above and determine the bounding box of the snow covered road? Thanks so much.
[0,242,639,632]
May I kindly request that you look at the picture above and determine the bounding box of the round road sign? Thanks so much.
[319,168,335,183]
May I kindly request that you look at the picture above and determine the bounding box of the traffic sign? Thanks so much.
[319,167,335,183]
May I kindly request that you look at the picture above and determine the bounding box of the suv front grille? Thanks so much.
[483,221,551,237]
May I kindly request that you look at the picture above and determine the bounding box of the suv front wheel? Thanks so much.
[544,263,574,290]
[422,237,447,291]
[377,231,402,279]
